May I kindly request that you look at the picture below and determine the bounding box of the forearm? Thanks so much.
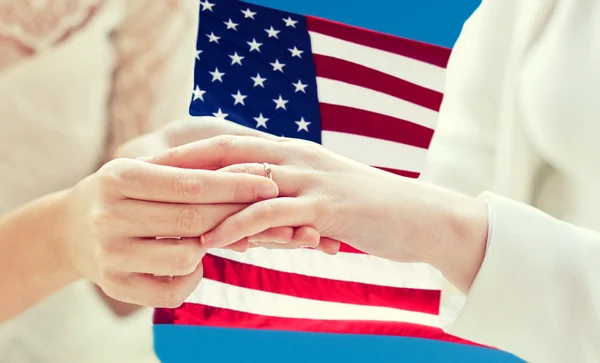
[385,179,489,294]
[0,189,78,321]
[424,185,489,293]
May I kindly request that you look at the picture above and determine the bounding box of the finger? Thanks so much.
[247,226,296,244]
[218,163,304,197]
[201,198,316,248]
[222,238,251,252]
[248,226,320,247]
[100,237,206,276]
[99,158,278,203]
[101,264,204,308]
[105,200,247,238]
[314,237,342,255]
[142,135,289,170]
[221,226,304,252]
[162,117,281,145]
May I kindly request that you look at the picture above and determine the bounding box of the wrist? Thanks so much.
[51,189,82,283]
[426,188,489,293]
[0,190,80,320]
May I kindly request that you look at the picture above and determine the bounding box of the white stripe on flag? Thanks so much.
[309,32,446,93]
[316,77,438,130]
[186,279,441,326]
[321,131,428,173]
[209,249,442,290]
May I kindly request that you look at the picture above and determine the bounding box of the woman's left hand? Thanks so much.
[145,135,488,268]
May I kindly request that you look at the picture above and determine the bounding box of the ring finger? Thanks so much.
[102,237,207,276]
[218,162,304,197]
[110,200,247,238]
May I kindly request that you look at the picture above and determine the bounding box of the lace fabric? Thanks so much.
[0,0,197,153]
[107,0,197,157]
[0,0,103,68]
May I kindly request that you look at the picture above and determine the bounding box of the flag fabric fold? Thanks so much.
[155,0,476,346]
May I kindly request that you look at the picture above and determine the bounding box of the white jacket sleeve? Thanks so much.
[419,0,518,196]
[446,192,600,362]
[422,1,600,362]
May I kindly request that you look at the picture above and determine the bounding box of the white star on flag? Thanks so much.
[193,85,206,102]
[213,108,229,119]
[265,26,280,38]
[270,59,285,72]
[229,52,244,66]
[247,38,263,52]
[192,85,205,101]
[224,19,239,30]
[241,8,257,19]
[209,68,225,82]
[289,46,303,58]
[295,117,311,132]
[232,90,247,105]
[282,16,297,28]
[195,49,202,61]
[251,73,267,88]
[199,0,215,12]
[206,32,220,43]
[273,95,289,110]
[254,113,269,129]
[292,80,307,93]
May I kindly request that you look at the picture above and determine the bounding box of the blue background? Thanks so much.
[155,0,524,362]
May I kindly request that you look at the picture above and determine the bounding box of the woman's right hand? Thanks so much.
[61,157,279,308]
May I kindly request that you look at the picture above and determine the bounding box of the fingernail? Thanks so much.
[256,182,278,199]
[200,234,211,246]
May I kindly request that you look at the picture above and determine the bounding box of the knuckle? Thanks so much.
[310,193,332,227]
[231,179,246,202]
[159,284,188,309]
[96,237,126,264]
[176,207,204,234]
[215,134,237,150]
[257,202,276,221]
[89,206,115,231]
[172,249,200,275]
[214,135,239,166]
[229,163,252,175]
[165,146,180,160]
[173,173,203,199]
[96,158,135,194]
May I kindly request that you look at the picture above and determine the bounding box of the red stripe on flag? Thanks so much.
[319,104,434,149]
[313,55,444,112]
[376,167,421,179]
[156,304,482,347]
[337,243,366,254]
[201,255,441,314]
[306,16,452,68]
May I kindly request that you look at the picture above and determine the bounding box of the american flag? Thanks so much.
[155,0,474,345]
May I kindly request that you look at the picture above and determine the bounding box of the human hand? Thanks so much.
[114,117,324,253]
[60,157,280,308]
[144,135,481,264]
[114,116,280,160]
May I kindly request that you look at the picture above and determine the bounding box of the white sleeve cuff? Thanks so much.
[438,193,494,332]
[437,191,600,362]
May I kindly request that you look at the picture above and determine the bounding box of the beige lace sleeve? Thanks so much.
[0,0,105,70]
[106,0,198,156]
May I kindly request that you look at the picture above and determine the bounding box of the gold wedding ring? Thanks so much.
[263,162,272,180]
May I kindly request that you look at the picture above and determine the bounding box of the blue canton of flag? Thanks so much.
[191,0,322,143]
